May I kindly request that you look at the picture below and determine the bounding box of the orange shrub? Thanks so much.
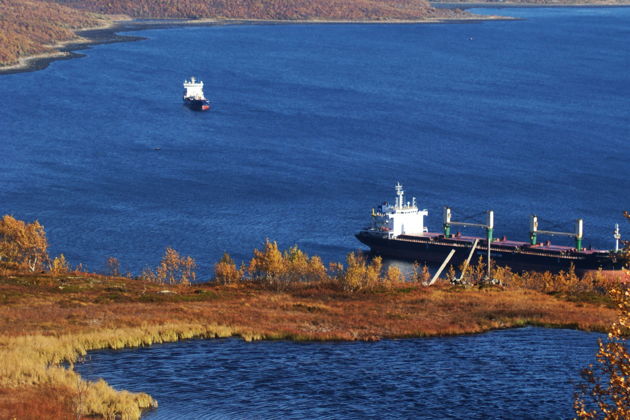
[214,252,244,285]
[0,215,48,272]
[575,288,630,418]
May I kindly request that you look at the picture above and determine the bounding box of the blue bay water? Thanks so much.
[0,7,628,276]
[77,327,602,419]
[2,7,624,419]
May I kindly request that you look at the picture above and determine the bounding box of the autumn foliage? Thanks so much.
[214,252,244,285]
[248,240,327,290]
[573,213,630,418]
[0,215,48,272]
[55,0,439,20]
[141,247,197,285]
[575,288,630,419]
[435,0,629,4]
[0,0,469,66]
[214,239,623,298]
[50,254,70,275]
[214,240,408,291]
[333,253,403,291]
[0,0,106,65]
[0,269,620,419]
[0,213,627,418]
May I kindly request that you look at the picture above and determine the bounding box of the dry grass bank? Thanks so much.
[0,270,619,418]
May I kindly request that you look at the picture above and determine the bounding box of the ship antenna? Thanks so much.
[395,182,404,209]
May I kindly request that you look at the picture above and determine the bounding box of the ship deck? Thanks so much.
[399,232,608,255]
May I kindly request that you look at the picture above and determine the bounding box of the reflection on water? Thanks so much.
[77,327,601,419]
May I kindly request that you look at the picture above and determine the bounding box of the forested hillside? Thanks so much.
[54,0,439,20]
[431,0,629,4]
[0,0,467,67]
[0,0,107,65]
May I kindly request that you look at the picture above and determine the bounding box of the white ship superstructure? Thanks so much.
[182,77,210,111]
[371,183,429,238]
[183,77,206,100]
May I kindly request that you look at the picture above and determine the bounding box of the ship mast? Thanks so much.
[614,223,621,252]
[395,182,404,209]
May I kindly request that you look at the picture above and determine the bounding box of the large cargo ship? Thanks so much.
[183,77,210,111]
[356,183,625,273]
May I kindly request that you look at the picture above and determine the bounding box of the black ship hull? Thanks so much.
[356,231,623,273]
[184,98,210,111]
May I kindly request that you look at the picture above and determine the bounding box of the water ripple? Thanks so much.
[77,328,601,419]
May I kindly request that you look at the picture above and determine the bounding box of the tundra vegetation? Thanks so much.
[0,214,627,419]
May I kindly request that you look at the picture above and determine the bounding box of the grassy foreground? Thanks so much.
[0,270,618,419]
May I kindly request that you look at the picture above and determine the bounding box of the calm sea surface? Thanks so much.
[3,6,626,418]
[0,7,629,276]
[77,327,602,419]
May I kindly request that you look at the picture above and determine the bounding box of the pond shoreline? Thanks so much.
[0,271,616,418]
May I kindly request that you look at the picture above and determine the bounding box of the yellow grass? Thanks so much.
[0,322,256,419]
[0,268,621,418]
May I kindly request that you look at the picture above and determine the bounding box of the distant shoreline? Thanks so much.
[0,19,138,75]
[2,4,629,75]
[431,2,630,9]
[0,15,511,76]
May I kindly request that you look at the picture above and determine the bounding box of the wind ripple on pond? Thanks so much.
[76,328,602,419]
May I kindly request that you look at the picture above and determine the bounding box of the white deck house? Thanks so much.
[371,183,428,238]
[183,77,206,100]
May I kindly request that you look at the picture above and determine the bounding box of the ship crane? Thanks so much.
[529,216,583,251]
[443,207,494,242]
[443,207,494,278]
